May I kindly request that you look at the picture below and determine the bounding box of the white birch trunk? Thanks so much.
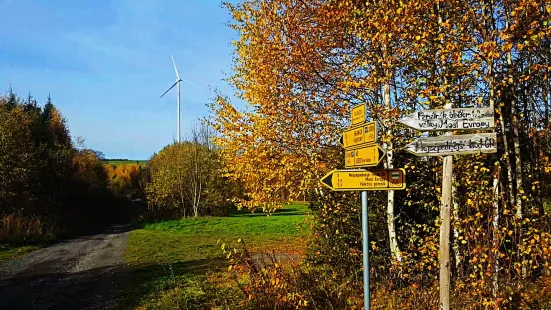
[492,167,500,298]
[383,80,402,262]
[452,176,460,272]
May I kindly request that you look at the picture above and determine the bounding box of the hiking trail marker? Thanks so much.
[351,103,367,126]
[339,121,377,149]
[320,169,406,191]
[345,144,386,168]
[319,103,407,310]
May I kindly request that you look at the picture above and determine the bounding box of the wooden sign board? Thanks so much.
[339,121,377,149]
[345,144,385,168]
[399,107,494,131]
[320,169,406,191]
[351,103,366,127]
[405,132,497,156]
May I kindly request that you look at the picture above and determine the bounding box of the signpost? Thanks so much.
[339,121,378,149]
[405,133,497,156]
[398,107,494,131]
[320,104,405,310]
[345,144,385,168]
[351,103,367,126]
[320,169,406,191]
[399,106,496,310]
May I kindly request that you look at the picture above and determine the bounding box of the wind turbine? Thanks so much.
[160,55,200,143]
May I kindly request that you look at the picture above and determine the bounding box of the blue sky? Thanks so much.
[0,0,243,159]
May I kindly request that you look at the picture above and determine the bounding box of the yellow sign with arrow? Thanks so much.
[345,144,385,168]
[320,169,406,191]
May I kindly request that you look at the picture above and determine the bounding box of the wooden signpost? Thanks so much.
[399,107,494,131]
[320,103,406,310]
[400,106,495,310]
[405,133,497,156]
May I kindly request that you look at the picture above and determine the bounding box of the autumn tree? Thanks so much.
[217,0,551,307]
[146,123,236,217]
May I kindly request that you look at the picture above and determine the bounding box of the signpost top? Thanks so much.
[399,107,495,131]
[351,103,366,127]
[407,107,493,120]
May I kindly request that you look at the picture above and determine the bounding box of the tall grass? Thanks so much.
[0,214,56,244]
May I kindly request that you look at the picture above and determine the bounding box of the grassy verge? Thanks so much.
[121,203,310,309]
[0,244,42,263]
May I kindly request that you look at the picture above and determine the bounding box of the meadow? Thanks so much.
[120,202,310,309]
[104,159,148,167]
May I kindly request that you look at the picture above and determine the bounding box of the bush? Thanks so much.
[145,124,239,218]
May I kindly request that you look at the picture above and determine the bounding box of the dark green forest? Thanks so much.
[0,89,133,244]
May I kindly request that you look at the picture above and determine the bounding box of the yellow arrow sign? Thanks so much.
[320,169,406,191]
[339,121,377,149]
[351,103,366,126]
[345,144,385,168]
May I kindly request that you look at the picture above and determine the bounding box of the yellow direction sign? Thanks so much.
[351,103,366,126]
[320,169,406,191]
[345,144,385,168]
[339,121,377,149]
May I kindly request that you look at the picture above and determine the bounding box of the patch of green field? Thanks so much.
[0,244,41,263]
[104,159,147,167]
[121,203,310,309]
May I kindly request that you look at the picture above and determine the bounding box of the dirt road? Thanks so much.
[0,224,131,310]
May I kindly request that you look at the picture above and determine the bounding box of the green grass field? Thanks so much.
[121,203,310,309]
[103,159,148,166]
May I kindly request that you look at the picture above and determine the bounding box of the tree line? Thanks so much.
[0,90,130,242]
[211,0,551,307]
[0,86,243,246]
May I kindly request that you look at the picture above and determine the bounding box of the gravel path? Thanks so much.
[0,224,131,310]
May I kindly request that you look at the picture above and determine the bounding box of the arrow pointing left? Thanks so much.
[320,169,406,191]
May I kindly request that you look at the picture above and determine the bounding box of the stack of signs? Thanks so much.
[399,107,497,156]
[321,103,406,191]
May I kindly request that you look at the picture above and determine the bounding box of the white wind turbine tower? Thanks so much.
[160,54,200,143]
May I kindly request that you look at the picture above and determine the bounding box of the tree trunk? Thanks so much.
[492,167,500,299]
[452,175,461,273]
[383,79,402,263]
[507,50,523,222]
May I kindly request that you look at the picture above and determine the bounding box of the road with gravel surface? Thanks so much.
[0,224,131,310]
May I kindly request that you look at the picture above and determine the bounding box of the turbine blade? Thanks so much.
[160,81,178,98]
[181,79,201,88]
[171,54,180,79]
